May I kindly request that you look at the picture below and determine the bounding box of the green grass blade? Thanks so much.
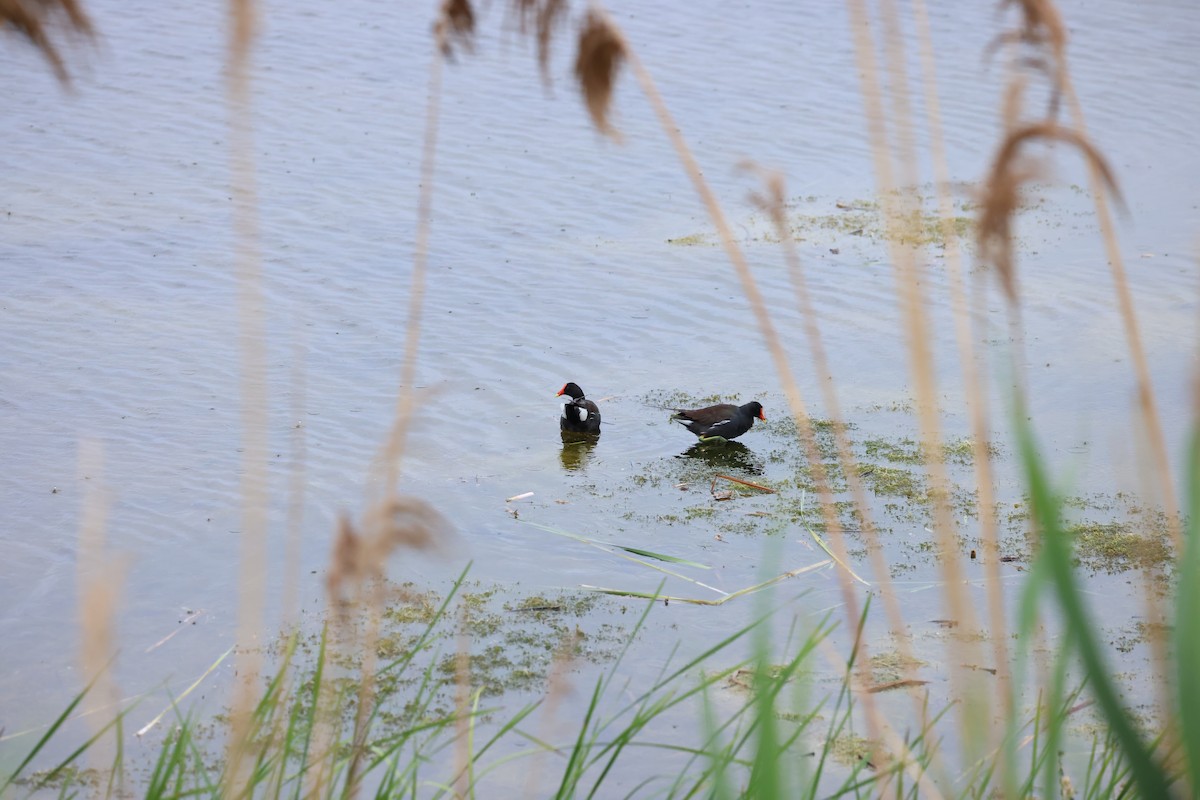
[1014,408,1170,798]
[518,520,710,568]
[1177,423,1200,793]
[0,677,97,794]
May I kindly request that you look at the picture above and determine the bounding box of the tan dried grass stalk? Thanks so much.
[510,0,567,83]
[223,0,269,790]
[844,0,985,779]
[749,168,923,703]
[1061,82,1181,548]
[0,0,92,82]
[911,0,1013,770]
[75,441,126,784]
[379,2,453,503]
[330,500,450,796]
[574,10,625,140]
[282,336,307,629]
[1038,8,1182,748]
[520,628,578,797]
[331,10,460,792]
[452,609,472,797]
[577,6,915,781]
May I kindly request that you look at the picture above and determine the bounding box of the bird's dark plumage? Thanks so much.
[671,401,764,441]
[557,382,601,434]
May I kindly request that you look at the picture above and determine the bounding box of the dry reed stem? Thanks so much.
[329,499,450,797]
[333,33,460,781]
[1061,82,1181,547]
[509,0,567,84]
[379,3,451,505]
[0,0,93,83]
[452,608,472,797]
[574,10,625,140]
[812,635,947,800]
[587,4,898,772]
[845,0,983,782]
[282,335,308,629]
[911,0,1013,769]
[75,441,125,786]
[224,0,269,792]
[748,168,925,716]
[519,628,578,798]
[1050,12,1181,760]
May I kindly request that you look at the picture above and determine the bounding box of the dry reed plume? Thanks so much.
[305,501,450,797]
[574,10,625,140]
[0,0,92,82]
[510,0,567,83]
[977,122,1120,303]
[325,499,449,613]
[436,0,474,58]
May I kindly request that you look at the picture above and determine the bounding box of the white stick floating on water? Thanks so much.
[505,492,534,502]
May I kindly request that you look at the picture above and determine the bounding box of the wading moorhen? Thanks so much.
[557,382,602,434]
[671,401,764,442]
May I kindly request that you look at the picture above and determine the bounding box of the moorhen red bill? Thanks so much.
[557,382,602,434]
[671,401,765,442]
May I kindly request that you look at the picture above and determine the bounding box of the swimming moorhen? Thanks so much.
[671,401,765,442]
[557,382,602,434]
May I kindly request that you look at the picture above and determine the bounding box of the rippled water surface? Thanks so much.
[1,0,1198,783]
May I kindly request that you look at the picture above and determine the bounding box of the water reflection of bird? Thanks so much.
[678,440,764,474]
[557,382,602,434]
[560,432,598,471]
[670,401,765,442]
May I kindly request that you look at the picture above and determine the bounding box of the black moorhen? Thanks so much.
[557,382,602,434]
[671,401,765,442]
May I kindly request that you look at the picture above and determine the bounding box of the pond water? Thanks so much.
[1,0,1197,788]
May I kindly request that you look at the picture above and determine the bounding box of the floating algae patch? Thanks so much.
[642,388,740,409]
[302,580,632,732]
[869,649,927,684]
[827,733,888,767]
[625,392,1174,578]
[725,662,816,693]
[1070,520,1172,574]
[863,436,997,467]
[995,494,1175,577]
[666,232,714,246]
[864,437,923,465]
[859,465,928,502]
[773,196,974,248]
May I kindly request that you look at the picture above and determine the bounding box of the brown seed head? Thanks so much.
[510,0,568,84]
[325,497,452,612]
[1,0,94,83]
[978,123,1120,303]
[435,0,476,59]
[574,10,626,140]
